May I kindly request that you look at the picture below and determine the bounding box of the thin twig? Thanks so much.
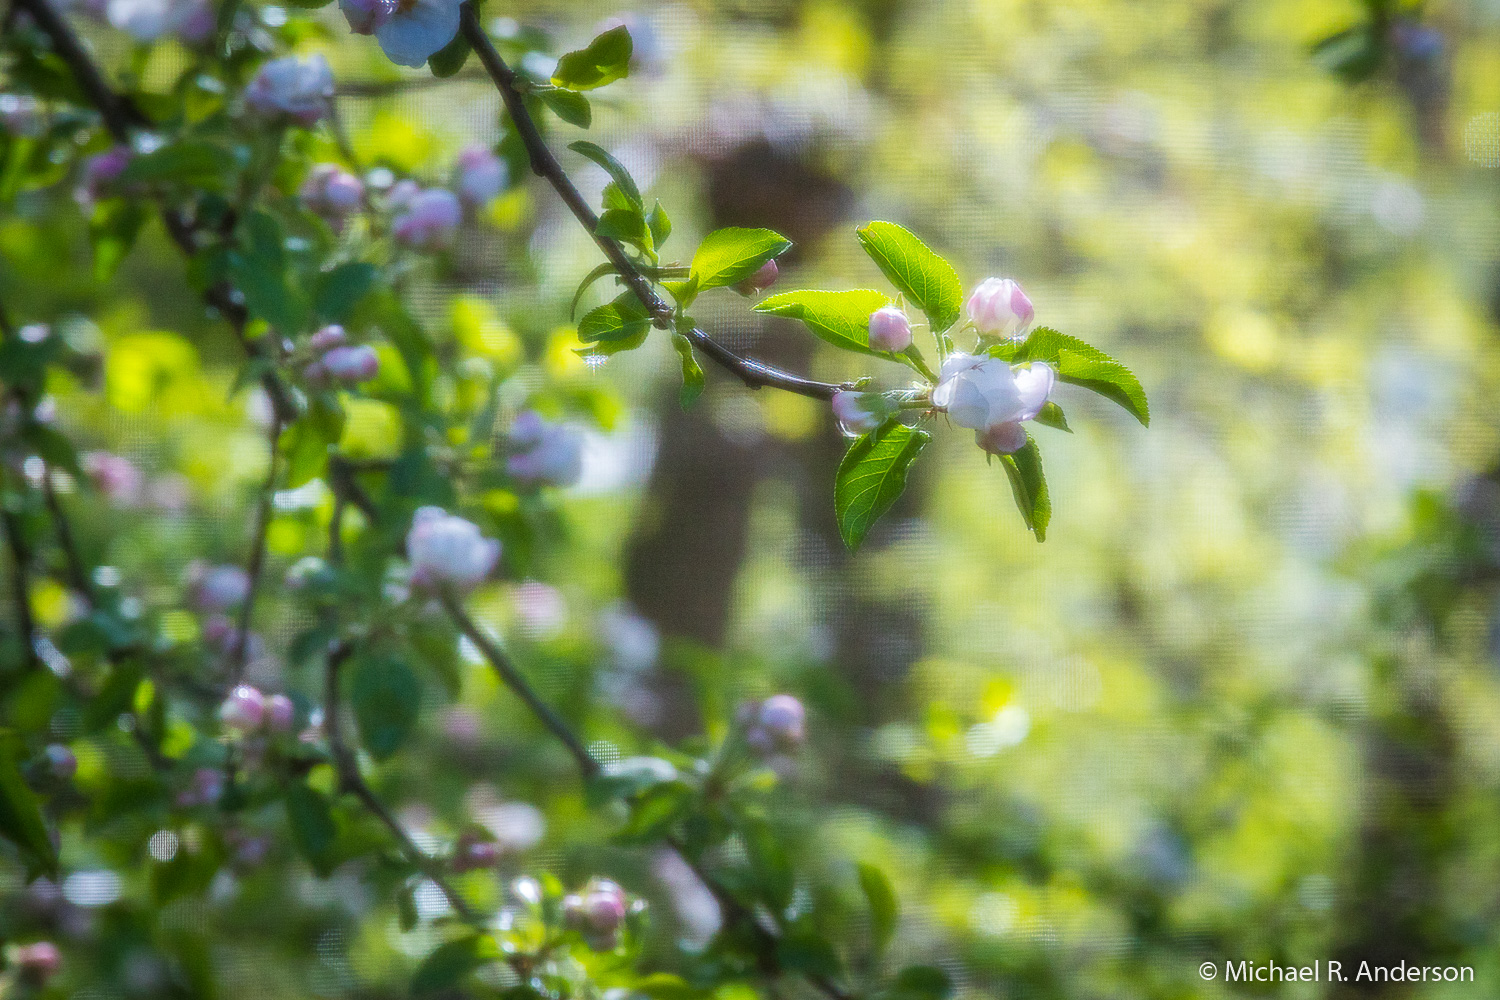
[440,591,601,777]
[41,469,94,601]
[322,639,482,923]
[1,508,38,671]
[228,415,283,680]
[458,4,847,402]
[335,71,489,96]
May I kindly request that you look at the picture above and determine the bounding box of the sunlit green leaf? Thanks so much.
[672,332,704,409]
[999,433,1049,541]
[569,140,641,208]
[855,221,963,334]
[858,862,898,958]
[690,227,790,291]
[756,288,896,359]
[539,88,592,128]
[993,327,1149,426]
[835,420,930,550]
[412,935,501,994]
[578,292,652,344]
[551,25,632,91]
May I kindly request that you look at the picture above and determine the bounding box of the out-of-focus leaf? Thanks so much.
[755,289,897,359]
[691,227,790,291]
[0,732,57,876]
[285,781,338,877]
[585,757,677,805]
[228,211,309,334]
[634,973,703,1000]
[568,140,641,208]
[539,88,592,128]
[1000,433,1049,541]
[118,140,232,190]
[428,31,471,77]
[834,421,930,551]
[882,966,953,1000]
[350,655,421,761]
[551,25,632,91]
[743,817,794,910]
[412,935,500,994]
[1312,25,1385,82]
[858,862,898,958]
[775,929,841,978]
[671,332,704,409]
[615,781,693,843]
[21,423,82,480]
[855,221,963,334]
[82,661,143,732]
[314,262,377,323]
[89,199,147,282]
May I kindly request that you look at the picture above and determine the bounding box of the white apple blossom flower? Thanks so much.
[406,507,501,590]
[245,55,334,126]
[932,353,1054,455]
[506,411,584,488]
[391,188,461,250]
[453,146,506,208]
[372,0,462,69]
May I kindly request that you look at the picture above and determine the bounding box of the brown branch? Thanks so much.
[322,639,481,923]
[458,4,847,402]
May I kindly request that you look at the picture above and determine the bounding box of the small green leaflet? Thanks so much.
[991,327,1149,426]
[118,139,233,190]
[350,655,421,761]
[858,862,898,958]
[1034,401,1071,433]
[672,332,704,409]
[755,289,894,359]
[1000,433,1049,541]
[428,31,471,77]
[285,781,339,877]
[835,420,930,550]
[596,207,652,254]
[855,221,963,334]
[551,25,632,91]
[0,732,58,876]
[578,292,651,343]
[690,227,790,291]
[568,140,641,208]
[646,200,672,248]
[539,88,591,128]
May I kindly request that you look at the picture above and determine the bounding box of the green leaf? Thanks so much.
[596,207,652,253]
[90,199,147,282]
[994,327,1149,426]
[428,31,471,77]
[646,200,672,248]
[858,862,898,958]
[350,656,421,761]
[1034,401,1071,433]
[118,140,232,190]
[21,423,83,480]
[615,781,693,843]
[551,25,632,91]
[412,935,501,994]
[999,433,1049,541]
[578,292,651,344]
[634,973,702,1000]
[884,966,953,1000]
[855,221,963,334]
[285,781,339,877]
[671,332,704,409]
[539,88,592,128]
[775,930,841,978]
[314,262,376,323]
[0,732,57,876]
[228,211,309,335]
[756,289,897,359]
[1312,25,1384,82]
[570,262,620,319]
[568,140,641,208]
[834,420,930,551]
[690,227,791,291]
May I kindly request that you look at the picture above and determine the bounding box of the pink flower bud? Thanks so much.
[868,305,913,352]
[338,0,397,34]
[82,451,144,506]
[176,766,225,808]
[975,421,1028,455]
[406,507,501,590]
[264,694,295,733]
[392,188,462,251]
[76,145,132,206]
[301,165,365,221]
[188,563,250,611]
[450,832,503,873]
[506,411,584,488]
[309,324,349,352]
[245,55,334,126]
[734,258,779,295]
[219,684,265,734]
[321,344,379,384]
[565,878,629,950]
[454,146,506,208]
[752,694,805,752]
[964,277,1034,338]
[43,744,76,781]
[13,941,61,981]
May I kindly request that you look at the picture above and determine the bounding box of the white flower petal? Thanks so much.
[376,0,461,67]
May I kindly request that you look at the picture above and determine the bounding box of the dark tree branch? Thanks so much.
[41,470,94,601]
[458,4,848,402]
[441,592,601,778]
[322,639,482,923]
[228,416,282,681]
[2,508,38,671]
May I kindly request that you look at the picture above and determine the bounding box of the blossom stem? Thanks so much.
[228,415,283,681]
[458,4,849,402]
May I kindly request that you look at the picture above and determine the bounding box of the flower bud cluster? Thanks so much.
[219,684,296,737]
[563,878,631,951]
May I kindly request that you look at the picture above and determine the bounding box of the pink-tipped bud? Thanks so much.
[565,878,629,950]
[301,166,365,221]
[392,188,462,251]
[454,146,507,208]
[868,305,913,352]
[309,325,348,352]
[747,694,805,754]
[734,258,779,295]
[320,344,379,384]
[264,694,295,733]
[219,684,266,734]
[43,744,76,781]
[13,941,62,982]
[450,832,503,873]
[964,277,1034,339]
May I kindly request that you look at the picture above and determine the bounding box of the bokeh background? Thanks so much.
[7,0,1500,996]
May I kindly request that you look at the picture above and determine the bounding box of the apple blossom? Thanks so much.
[265,694,296,733]
[406,506,502,589]
[76,145,132,206]
[392,188,462,250]
[564,878,630,950]
[321,344,380,383]
[309,324,348,352]
[746,694,805,754]
[506,411,584,488]
[220,684,266,734]
[188,563,251,610]
[372,0,462,69]
[42,744,77,781]
[449,831,503,872]
[964,277,1034,338]
[339,0,397,35]
[868,305,913,352]
[245,55,334,126]
[454,145,506,208]
[300,164,365,222]
[82,451,144,505]
[12,941,61,981]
